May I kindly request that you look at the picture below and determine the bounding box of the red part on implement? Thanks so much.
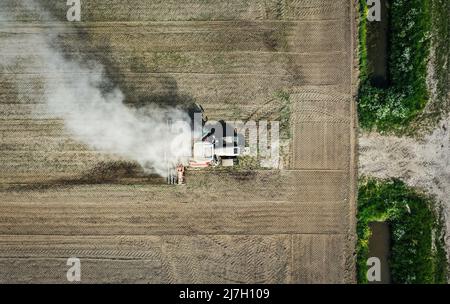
[188,161,210,168]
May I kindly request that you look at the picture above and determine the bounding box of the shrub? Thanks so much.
[357,177,448,283]
[358,0,432,132]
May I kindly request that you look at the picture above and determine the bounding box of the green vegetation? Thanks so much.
[432,0,450,110]
[357,177,448,283]
[236,155,263,170]
[409,0,450,134]
[358,0,432,132]
[201,156,266,173]
[273,90,292,140]
[358,0,368,81]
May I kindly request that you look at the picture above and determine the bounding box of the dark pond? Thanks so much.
[367,0,390,88]
[368,221,391,284]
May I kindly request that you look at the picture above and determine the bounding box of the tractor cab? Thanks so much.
[189,141,215,168]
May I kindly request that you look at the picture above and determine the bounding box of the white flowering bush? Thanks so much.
[358,0,431,132]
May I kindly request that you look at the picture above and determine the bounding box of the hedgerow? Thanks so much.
[357,177,448,283]
[358,0,432,132]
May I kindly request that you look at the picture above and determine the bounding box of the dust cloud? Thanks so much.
[0,1,192,177]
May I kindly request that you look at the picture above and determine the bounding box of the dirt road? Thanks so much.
[359,114,450,249]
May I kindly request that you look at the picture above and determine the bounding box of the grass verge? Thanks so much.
[414,0,450,130]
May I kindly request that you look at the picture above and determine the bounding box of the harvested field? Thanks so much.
[0,0,357,283]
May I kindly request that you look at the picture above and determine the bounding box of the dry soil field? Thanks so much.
[0,0,358,283]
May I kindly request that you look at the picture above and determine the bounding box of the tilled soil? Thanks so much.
[0,0,358,283]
